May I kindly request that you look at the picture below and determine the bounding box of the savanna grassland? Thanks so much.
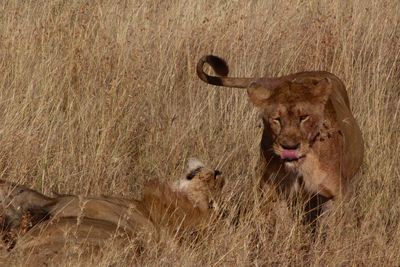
[0,0,399,266]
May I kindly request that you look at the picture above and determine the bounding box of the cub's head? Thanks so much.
[248,77,332,165]
[177,158,224,210]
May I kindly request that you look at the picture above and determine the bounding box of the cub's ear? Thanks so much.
[313,77,333,103]
[247,82,272,107]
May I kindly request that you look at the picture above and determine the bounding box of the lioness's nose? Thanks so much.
[280,142,300,150]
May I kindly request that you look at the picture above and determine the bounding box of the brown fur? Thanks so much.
[0,180,53,228]
[197,55,364,224]
[0,159,224,264]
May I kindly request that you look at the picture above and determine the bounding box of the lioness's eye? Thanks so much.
[299,115,309,123]
[272,117,281,124]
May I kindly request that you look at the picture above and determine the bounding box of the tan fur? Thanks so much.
[197,55,364,223]
[0,159,224,264]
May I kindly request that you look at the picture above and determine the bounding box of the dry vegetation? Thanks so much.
[0,0,399,266]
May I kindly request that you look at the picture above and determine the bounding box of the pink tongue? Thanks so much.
[281,150,299,160]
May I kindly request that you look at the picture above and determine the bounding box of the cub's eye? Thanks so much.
[299,115,309,123]
[186,167,202,180]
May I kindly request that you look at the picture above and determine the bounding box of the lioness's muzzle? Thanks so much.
[281,150,300,160]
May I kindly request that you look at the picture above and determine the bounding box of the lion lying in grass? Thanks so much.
[0,158,224,264]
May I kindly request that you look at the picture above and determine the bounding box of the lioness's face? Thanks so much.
[259,81,330,164]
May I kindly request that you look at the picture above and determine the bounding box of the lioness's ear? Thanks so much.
[313,78,332,103]
[247,82,272,107]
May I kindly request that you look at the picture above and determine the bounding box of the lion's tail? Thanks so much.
[196,55,255,88]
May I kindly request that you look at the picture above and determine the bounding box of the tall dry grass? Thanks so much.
[0,0,399,266]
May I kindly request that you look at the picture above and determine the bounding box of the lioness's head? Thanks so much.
[248,78,332,163]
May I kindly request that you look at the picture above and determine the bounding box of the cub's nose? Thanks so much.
[280,142,300,150]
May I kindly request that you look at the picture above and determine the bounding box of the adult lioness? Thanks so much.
[197,55,364,223]
[0,158,224,264]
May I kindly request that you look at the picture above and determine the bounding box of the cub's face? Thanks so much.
[187,167,224,197]
[179,158,224,208]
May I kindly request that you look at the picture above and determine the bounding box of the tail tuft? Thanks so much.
[204,55,229,76]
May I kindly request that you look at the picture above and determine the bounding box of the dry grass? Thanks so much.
[0,0,399,266]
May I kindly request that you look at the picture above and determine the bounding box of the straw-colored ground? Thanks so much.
[0,0,399,266]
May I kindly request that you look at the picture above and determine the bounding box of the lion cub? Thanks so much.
[0,158,224,256]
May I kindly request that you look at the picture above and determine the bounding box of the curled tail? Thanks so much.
[196,55,254,88]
